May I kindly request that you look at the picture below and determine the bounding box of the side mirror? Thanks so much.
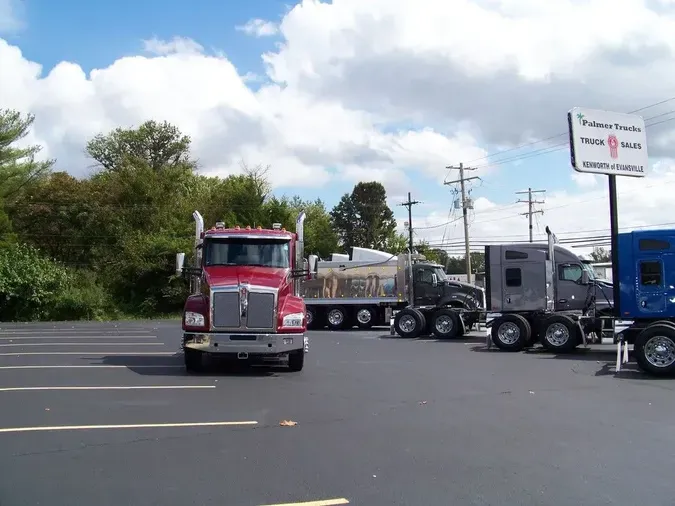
[176,253,185,275]
[432,273,438,287]
[308,254,319,279]
[580,271,590,285]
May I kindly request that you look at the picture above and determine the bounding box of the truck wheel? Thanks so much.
[306,307,322,330]
[288,350,305,372]
[633,323,675,376]
[491,314,531,351]
[431,309,461,339]
[326,306,348,330]
[394,308,423,338]
[184,348,203,373]
[539,314,578,352]
[355,307,375,329]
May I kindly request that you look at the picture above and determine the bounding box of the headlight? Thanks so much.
[283,312,304,328]
[184,311,205,327]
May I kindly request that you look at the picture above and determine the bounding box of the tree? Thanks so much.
[86,120,194,172]
[331,181,396,251]
[384,232,409,255]
[0,109,53,199]
[589,246,611,263]
[446,252,485,275]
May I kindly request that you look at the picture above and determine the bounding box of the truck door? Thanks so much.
[636,258,666,314]
[557,263,586,311]
[413,267,436,306]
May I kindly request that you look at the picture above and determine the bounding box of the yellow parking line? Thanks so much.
[0,386,215,392]
[0,352,176,356]
[260,499,349,506]
[0,365,184,370]
[0,342,163,347]
[0,420,258,434]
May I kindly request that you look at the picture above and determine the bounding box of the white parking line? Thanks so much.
[260,499,350,506]
[0,352,176,356]
[0,385,215,392]
[0,420,258,434]
[0,336,158,340]
[0,342,163,347]
[0,365,184,370]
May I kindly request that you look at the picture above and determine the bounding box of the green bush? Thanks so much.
[49,270,116,321]
[0,243,71,321]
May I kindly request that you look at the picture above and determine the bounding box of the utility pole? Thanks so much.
[399,192,422,253]
[445,163,479,283]
[516,188,546,242]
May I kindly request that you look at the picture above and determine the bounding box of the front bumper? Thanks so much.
[183,332,308,355]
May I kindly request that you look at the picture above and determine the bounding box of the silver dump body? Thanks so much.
[300,255,408,305]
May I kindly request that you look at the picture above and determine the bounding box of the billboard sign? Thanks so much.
[568,107,648,177]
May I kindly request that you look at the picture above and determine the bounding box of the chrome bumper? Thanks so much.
[183,332,308,355]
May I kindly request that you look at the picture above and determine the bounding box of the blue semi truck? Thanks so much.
[484,226,675,377]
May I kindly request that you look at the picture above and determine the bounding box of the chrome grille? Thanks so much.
[246,292,275,330]
[212,291,240,328]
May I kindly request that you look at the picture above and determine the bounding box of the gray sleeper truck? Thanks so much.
[484,228,613,353]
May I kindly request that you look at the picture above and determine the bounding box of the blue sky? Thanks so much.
[3,0,579,222]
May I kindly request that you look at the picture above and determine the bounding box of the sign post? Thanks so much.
[567,107,649,318]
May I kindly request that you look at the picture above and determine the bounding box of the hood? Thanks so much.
[447,279,483,292]
[204,265,289,290]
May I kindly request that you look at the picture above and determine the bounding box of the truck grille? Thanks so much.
[246,292,275,330]
[211,289,276,331]
[212,292,240,328]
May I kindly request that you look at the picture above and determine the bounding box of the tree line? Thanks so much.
[0,109,477,321]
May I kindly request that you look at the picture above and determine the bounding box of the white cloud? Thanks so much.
[142,36,204,55]
[2,0,675,251]
[236,18,279,37]
[0,0,23,34]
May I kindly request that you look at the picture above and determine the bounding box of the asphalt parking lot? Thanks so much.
[1,321,675,506]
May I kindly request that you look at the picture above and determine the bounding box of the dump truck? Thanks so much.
[176,211,318,372]
[308,247,486,337]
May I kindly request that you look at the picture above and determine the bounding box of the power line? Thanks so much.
[449,96,675,168]
[515,188,546,242]
[444,163,479,283]
[398,192,422,253]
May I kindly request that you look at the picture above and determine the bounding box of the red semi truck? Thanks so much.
[175,211,318,372]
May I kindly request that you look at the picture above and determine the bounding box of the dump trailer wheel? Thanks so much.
[288,350,305,372]
[393,308,424,338]
[491,314,531,351]
[184,348,204,373]
[305,306,322,330]
[431,309,462,339]
[539,314,578,352]
[326,306,349,330]
[633,323,675,377]
[355,307,376,329]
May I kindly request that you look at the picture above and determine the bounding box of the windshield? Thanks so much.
[582,262,597,280]
[204,238,290,268]
[433,266,447,281]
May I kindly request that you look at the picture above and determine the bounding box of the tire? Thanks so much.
[184,348,203,373]
[355,307,376,329]
[430,308,462,339]
[393,308,424,338]
[306,306,321,330]
[288,350,305,371]
[539,314,579,352]
[491,314,531,351]
[326,306,348,330]
[633,323,675,377]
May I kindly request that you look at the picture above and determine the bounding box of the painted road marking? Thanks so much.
[0,336,158,340]
[260,499,349,506]
[0,385,215,392]
[0,420,258,434]
[0,342,163,347]
[0,365,184,370]
[0,352,176,356]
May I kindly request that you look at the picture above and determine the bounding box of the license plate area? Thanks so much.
[229,335,257,341]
